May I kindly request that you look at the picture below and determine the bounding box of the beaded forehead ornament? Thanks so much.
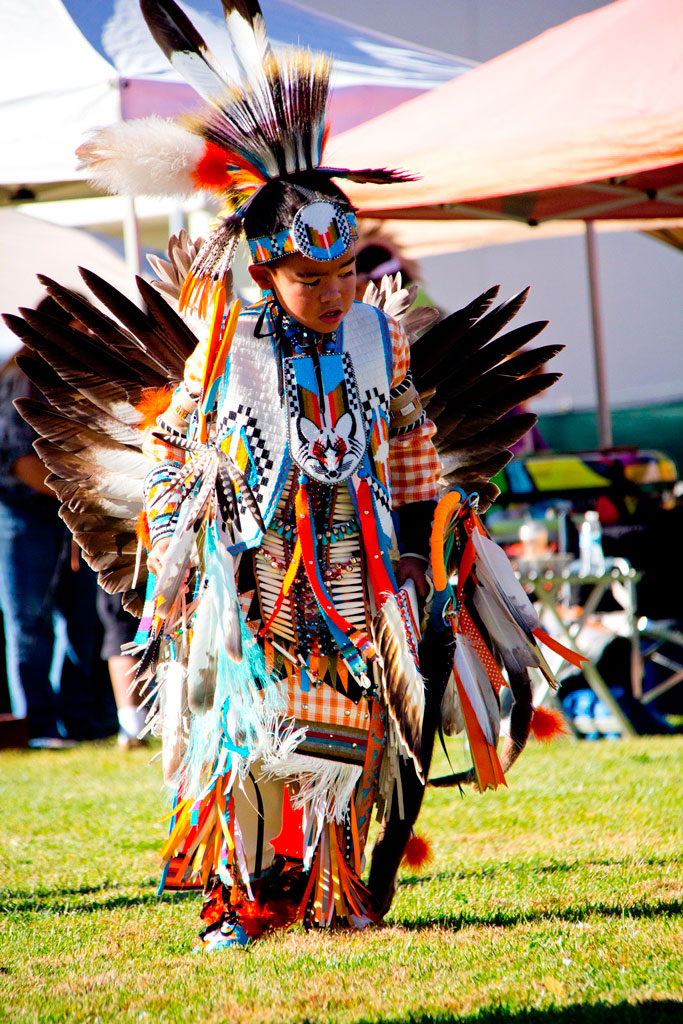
[248,201,358,265]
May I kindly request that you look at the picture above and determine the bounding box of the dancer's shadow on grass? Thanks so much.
[357,1000,683,1024]
[0,878,199,915]
[399,855,682,887]
[390,897,682,932]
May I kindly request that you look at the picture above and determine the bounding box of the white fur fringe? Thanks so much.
[76,117,205,198]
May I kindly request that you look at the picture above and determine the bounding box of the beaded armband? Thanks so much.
[156,383,197,435]
[143,463,184,548]
[389,370,426,437]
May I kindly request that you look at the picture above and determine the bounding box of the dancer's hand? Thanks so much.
[396,554,431,620]
[147,538,170,576]
[396,555,429,599]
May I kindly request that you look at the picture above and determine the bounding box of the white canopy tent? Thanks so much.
[0,0,471,201]
[0,210,134,360]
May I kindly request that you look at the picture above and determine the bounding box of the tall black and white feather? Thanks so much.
[140,0,234,106]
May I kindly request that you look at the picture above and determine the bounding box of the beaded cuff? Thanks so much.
[389,370,426,437]
[143,463,184,547]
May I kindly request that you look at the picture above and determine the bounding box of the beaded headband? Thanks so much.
[247,202,358,265]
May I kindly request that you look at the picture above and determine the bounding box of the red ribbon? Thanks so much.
[354,477,396,608]
[533,626,589,669]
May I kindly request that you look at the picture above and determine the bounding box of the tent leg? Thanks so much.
[122,195,142,280]
[169,207,187,237]
[584,221,612,449]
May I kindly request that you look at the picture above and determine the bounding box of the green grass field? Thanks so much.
[1,735,682,1023]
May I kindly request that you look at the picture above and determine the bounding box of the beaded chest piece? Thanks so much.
[213,300,393,552]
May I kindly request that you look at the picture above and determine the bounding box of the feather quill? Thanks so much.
[372,594,425,783]
[453,636,500,746]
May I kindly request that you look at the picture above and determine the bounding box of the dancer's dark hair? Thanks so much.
[242,175,354,240]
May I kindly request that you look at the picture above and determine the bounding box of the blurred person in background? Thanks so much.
[96,590,147,748]
[353,221,422,300]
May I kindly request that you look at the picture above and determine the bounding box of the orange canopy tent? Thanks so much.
[330,0,683,447]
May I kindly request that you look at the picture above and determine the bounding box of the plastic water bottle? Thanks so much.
[579,510,605,576]
[519,515,548,561]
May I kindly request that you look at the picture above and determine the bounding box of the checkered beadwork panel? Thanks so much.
[369,474,392,523]
[282,356,296,411]
[341,351,363,414]
[216,403,275,503]
[361,384,389,421]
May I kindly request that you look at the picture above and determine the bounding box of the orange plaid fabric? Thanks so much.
[386,315,442,507]
[285,677,372,731]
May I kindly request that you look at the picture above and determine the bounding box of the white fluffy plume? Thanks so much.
[77,117,205,199]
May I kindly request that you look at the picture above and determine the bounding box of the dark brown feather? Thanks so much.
[409,286,500,385]
[430,331,557,408]
[78,268,190,377]
[15,360,144,445]
[434,371,561,442]
[35,275,167,379]
[32,280,160,384]
[15,398,144,464]
[414,288,532,395]
[447,320,550,386]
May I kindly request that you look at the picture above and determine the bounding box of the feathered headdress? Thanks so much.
[78,0,412,312]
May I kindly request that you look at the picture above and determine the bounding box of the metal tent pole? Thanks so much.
[584,220,613,449]
[119,80,142,283]
[122,195,142,279]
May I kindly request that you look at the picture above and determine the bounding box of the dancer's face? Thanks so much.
[249,247,357,334]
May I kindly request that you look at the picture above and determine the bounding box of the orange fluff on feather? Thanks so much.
[136,386,174,429]
[136,509,151,550]
[402,834,432,868]
[530,705,569,741]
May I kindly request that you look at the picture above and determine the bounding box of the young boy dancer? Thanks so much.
[8,0,571,950]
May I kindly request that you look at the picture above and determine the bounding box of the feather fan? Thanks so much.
[3,232,201,611]
[404,284,561,510]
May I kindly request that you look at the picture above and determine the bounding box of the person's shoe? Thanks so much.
[117,730,148,750]
[28,737,78,750]
[196,921,251,952]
